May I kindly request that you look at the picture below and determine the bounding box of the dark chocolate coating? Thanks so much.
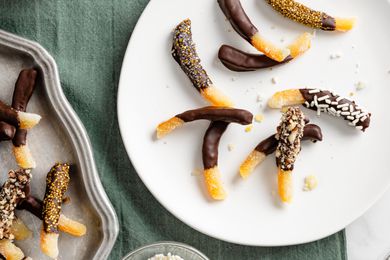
[218,45,292,72]
[18,193,69,220]
[0,101,18,127]
[255,134,279,155]
[202,121,229,169]
[299,89,371,131]
[11,69,37,147]
[302,124,323,142]
[176,106,253,125]
[0,121,16,141]
[12,69,37,112]
[17,195,43,220]
[255,124,322,154]
[13,129,27,146]
[172,19,212,91]
[321,14,336,31]
[218,0,258,42]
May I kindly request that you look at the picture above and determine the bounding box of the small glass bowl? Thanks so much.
[122,241,209,260]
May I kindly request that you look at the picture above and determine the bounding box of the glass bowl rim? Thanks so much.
[121,241,210,260]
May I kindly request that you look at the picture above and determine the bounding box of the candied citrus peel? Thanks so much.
[288,32,312,58]
[239,150,266,179]
[40,228,59,259]
[251,33,290,62]
[335,17,356,32]
[156,117,184,139]
[204,166,226,200]
[268,89,305,109]
[201,86,234,107]
[10,218,32,240]
[278,168,293,203]
[13,145,36,169]
[0,240,25,260]
[58,214,87,237]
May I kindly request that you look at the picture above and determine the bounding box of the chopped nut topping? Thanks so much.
[0,169,31,239]
[275,107,305,170]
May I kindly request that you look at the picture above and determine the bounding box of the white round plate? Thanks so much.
[118,0,390,246]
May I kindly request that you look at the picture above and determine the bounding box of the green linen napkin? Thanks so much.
[0,1,347,259]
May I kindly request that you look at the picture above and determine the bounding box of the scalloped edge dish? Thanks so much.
[0,29,119,259]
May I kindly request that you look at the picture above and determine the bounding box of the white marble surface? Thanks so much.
[347,188,390,260]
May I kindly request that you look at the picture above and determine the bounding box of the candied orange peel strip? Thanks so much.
[251,33,290,62]
[40,228,59,259]
[156,117,184,139]
[0,240,25,260]
[268,89,305,109]
[10,218,32,240]
[13,144,36,169]
[239,150,266,179]
[287,32,312,58]
[201,86,234,107]
[204,167,227,200]
[58,214,87,237]
[17,111,41,130]
[278,168,293,203]
[335,17,356,32]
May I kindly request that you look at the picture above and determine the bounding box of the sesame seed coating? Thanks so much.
[275,107,305,171]
[172,19,213,91]
[0,169,31,240]
[268,0,335,30]
[42,163,70,233]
